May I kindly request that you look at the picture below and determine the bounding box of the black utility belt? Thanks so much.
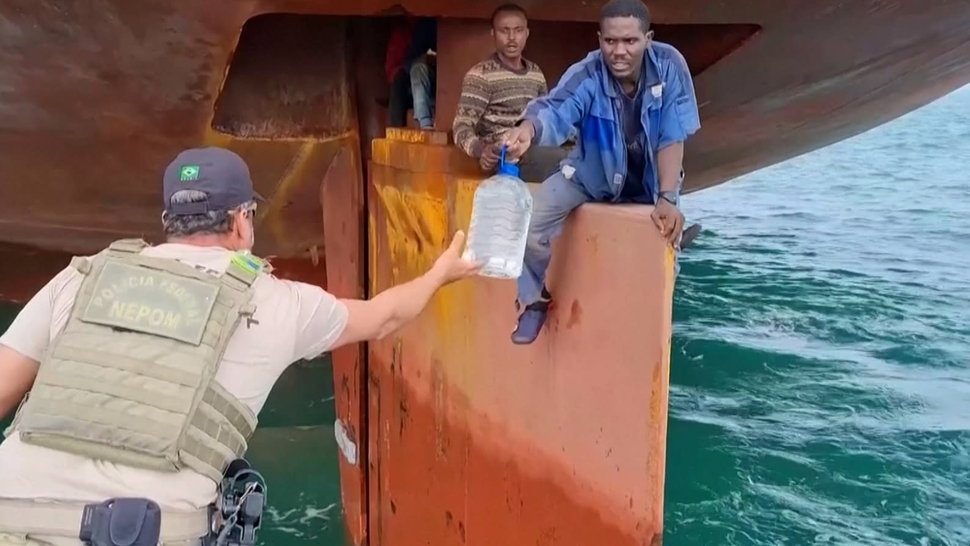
[80,459,267,546]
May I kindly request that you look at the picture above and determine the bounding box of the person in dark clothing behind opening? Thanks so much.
[502,0,702,345]
[386,16,438,129]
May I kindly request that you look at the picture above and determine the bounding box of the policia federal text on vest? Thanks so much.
[0,239,268,546]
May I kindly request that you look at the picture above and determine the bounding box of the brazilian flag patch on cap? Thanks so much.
[179,165,200,181]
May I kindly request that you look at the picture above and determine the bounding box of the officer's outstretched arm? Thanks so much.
[0,344,38,420]
[330,231,482,349]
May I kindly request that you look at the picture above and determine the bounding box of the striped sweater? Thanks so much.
[452,54,548,158]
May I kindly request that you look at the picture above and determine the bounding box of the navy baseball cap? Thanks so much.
[162,147,265,216]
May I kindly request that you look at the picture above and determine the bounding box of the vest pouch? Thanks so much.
[79,498,161,546]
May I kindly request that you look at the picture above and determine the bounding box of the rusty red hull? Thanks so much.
[364,132,678,546]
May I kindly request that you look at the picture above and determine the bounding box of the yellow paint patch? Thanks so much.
[452,179,478,234]
[384,127,449,146]
[368,213,378,296]
[372,181,481,387]
[201,127,234,148]
[374,184,449,281]
[433,179,482,390]
[198,125,343,250]
[261,141,317,242]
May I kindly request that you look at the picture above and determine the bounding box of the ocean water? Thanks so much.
[667,84,970,546]
[1,86,968,546]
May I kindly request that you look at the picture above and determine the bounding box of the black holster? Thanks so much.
[79,498,161,546]
[203,458,267,546]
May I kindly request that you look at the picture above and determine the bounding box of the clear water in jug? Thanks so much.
[462,146,534,278]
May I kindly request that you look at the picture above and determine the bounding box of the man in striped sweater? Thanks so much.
[452,4,564,180]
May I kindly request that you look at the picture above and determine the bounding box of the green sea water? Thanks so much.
[2,85,968,546]
[667,84,970,545]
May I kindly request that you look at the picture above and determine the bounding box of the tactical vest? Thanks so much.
[5,239,263,484]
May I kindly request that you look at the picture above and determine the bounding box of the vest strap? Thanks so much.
[69,256,92,275]
[107,238,150,254]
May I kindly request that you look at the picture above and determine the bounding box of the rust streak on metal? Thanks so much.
[322,135,369,545]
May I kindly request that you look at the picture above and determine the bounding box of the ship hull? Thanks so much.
[1,0,969,259]
[2,2,970,545]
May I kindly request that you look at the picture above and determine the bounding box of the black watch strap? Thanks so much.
[659,190,679,206]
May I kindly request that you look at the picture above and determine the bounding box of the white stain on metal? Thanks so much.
[334,418,358,466]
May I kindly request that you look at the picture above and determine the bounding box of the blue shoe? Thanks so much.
[511,289,552,345]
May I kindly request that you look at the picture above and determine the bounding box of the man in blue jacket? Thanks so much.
[503,0,701,344]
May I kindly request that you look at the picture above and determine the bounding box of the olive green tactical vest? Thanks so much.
[6,239,262,484]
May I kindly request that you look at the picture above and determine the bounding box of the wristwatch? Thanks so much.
[658,190,679,207]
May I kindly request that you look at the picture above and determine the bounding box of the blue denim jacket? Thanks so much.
[521,42,701,202]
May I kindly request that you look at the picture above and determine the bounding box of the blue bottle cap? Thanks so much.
[498,162,520,177]
[497,145,520,178]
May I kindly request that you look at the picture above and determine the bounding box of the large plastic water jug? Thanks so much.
[462,146,534,278]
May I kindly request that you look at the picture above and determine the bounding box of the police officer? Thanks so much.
[0,146,481,546]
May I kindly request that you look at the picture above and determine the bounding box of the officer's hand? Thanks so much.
[431,231,483,284]
[651,198,684,246]
[479,144,500,172]
[503,121,535,161]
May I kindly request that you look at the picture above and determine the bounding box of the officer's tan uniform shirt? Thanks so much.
[0,243,348,514]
